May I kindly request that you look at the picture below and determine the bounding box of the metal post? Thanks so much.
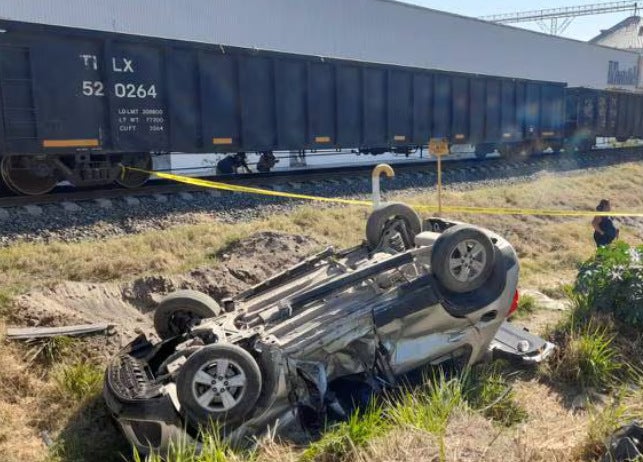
[371,163,395,209]
[437,153,442,216]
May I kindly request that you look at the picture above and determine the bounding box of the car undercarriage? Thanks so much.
[103,204,554,454]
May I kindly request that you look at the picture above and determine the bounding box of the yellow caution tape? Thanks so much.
[124,166,643,218]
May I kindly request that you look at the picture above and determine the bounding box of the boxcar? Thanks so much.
[0,19,566,195]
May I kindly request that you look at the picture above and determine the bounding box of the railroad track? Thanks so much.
[1,146,642,216]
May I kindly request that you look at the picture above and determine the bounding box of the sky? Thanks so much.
[403,1,638,41]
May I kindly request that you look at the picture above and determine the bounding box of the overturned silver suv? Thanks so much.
[103,204,554,454]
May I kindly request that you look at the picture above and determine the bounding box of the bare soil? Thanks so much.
[3,162,643,462]
[11,231,318,342]
[0,232,319,462]
[0,234,599,462]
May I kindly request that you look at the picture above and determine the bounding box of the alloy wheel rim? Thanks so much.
[447,239,487,282]
[191,358,247,412]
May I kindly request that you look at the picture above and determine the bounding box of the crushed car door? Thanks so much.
[372,274,471,376]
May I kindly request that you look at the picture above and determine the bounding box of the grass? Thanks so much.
[53,361,103,401]
[0,205,367,291]
[25,336,78,366]
[582,399,630,460]
[136,429,240,462]
[577,380,643,460]
[126,368,526,462]
[2,161,643,462]
[1,162,643,295]
[512,293,538,319]
[388,371,466,434]
[386,367,527,461]
[545,322,621,390]
[0,285,22,320]
[465,363,528,427]
[301,403,387,462]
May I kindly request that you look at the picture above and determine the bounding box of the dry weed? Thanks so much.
[1,161,643,461]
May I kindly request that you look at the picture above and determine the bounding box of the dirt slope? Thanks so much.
[13,232,318,341]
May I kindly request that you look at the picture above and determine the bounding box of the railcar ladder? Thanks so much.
[0,46,38,149]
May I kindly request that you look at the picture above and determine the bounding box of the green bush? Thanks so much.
[574,242,643,328]
[546,323,621,389]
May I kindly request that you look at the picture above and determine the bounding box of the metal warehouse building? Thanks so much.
[0,0,641,91]
[590,15,643,54]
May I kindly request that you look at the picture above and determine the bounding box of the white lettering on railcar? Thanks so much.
[112,58,134,73]
[117,107,166,135]
[114,83,157,99]
[82,81,105,96]
[80,54,98,70]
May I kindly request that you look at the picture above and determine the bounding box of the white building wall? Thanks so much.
[0,0,640,90]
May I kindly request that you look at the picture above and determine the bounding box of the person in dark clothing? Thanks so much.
[216,152,252,175]
[256,151,279,173]
[592,199,619,247]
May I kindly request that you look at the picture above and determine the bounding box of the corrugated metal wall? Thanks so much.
[0,0,640,90]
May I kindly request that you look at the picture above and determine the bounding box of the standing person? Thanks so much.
[592,199,619,247]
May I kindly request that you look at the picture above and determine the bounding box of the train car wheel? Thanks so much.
[474,143,494,159]
[115,153,152,189]
[0,155,58,196]
[579,139,594,153]
[498,143,529,159]
[521,143,534,157]
[548,142,563,154]
[497,144,512,158]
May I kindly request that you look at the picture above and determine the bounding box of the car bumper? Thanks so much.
[489,320,555,364]
[103,380,189,455]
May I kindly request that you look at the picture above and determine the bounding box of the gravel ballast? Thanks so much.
[0,150,641,246]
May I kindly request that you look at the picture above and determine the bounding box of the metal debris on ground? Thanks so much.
[6,323,115,340]
[601,422,643,462]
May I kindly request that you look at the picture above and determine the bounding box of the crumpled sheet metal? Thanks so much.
[601,422,643,462]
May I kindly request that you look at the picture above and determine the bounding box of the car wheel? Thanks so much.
[176,344,262,427]
[431,225,495,293]
[154,290,221,339]
[366,203,422,249]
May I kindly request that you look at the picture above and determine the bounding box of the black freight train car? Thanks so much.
[565,87,643,150]
[0,19,566,195]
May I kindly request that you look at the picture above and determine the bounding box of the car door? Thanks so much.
[372,274,471,376]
